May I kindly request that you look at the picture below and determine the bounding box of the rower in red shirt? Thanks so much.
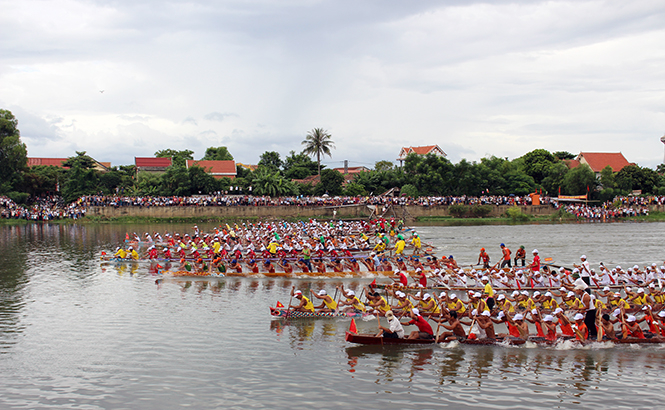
[402,309,434,340]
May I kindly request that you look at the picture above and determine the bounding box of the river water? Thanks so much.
[0,222,664,409]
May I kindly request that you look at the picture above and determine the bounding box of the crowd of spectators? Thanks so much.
[1,194,663,221]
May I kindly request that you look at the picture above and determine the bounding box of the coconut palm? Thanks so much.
[302,128,335,176]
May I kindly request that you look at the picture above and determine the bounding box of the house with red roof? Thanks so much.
[397,145,447,166]
[186,160,237,179]
[28,157,111,172]
[565,152,634,177]
[135,157,172,174]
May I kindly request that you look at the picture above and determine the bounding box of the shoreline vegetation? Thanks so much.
[3,210,665,226]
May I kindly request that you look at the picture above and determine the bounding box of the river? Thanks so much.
[0,222,664,409]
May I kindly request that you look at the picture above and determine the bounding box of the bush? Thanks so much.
[400,184,418,198]
[448,204,467,218]
[470,204,492,218]
[506,206,529,221]
[7,191,29,204]
[344,182,367,197]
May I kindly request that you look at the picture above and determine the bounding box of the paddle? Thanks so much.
[286,286,295,318]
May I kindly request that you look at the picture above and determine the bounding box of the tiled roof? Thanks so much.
[135,157,172,168]
[333,166,370,174]
[398,145,447,159]
[577,152,632,173]
[27,158,69,168]
[186,160,236,178]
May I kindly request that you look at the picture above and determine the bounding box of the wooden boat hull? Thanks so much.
[345,332,435,345]
[270,307,373,319]
[158,269,397,278]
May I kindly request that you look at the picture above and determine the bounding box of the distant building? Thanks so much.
[28,157,111,172]
[135,157,172,174]
[186,160,237,179]
[565,152,634,177]
[236,163,258,172]
[333,166,370,175]
[397,145,447,166]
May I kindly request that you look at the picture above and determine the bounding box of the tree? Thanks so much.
[302,128,335,176]
[155,149,194,167]
[562,164,596,196]
[344,182,366,196]
[21,165,66,197]
[315,169,344,196]
[283,150,319,178]
[188,165,219,194]
[553,151,576,160]
[599,165,615,189]
[374,160,394,172]
[400,184,418,198]
[0,109,28,193]
[160,164,191,196]
[258,151,283,173]
[520,149,556,184]
[201,146,233,161]
[541,162,569,195]
[615,165,659,194]
[61,151,100,202]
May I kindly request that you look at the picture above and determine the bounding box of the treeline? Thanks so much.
[1,109,664,204]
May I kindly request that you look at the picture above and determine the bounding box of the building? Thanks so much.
[397,145,447,166]
[236,163,258,172]
[185,160,237,179]
[135,157,172,174]
[332,166,370,175]
[27,157,111,172]
[565,152,634,177]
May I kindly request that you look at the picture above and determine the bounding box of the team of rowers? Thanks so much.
[110,219,436,275]
[286,262,665,344]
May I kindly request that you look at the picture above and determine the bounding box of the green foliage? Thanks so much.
[657,164,665,175]
[553,151,576,160]
[470,204,493,218]
[251,168,296,196]
[506,206,530,221]
[61,151,100,202]
[258,151,283,174]
[404,153,454,195]
[448,204,467,217]
[21,165,66,196]
[374,160,394,172]
[600,165,615,189]
[0,109,28,194]
[155,149,194,167]
[134,172,161,196]
[315,169,344,196]
[400,184,418,198]
[598,187,615,202]
[236,165,252,179]
[505,171,537,196]
[7,191,29,204]
[344,182,367,196]
[297,182,314,196]
[562,164,596,196]
[201,146,233,161]
[160,165,191,196]
[283,150,319,177]
[615,165,659,194]
[520,149,556,184]
[188,165,219,194]
[541,162,569,195]
[302,128,334,176]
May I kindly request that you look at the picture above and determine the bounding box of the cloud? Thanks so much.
[2,1,665,170]
[204,112,238,122]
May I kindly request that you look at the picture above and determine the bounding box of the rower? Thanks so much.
[337,288,366,314]
[554,308,575,338]
[433,311,468,343]
[475,310,496,339]
[376,310,405,339]
[477,248,491,270]
[114,247,127,259]
[622,315,646,339]
[246,259,259,274]
[391,291,414,317]
[410,233,421,255]
[289,288,315,312]
[416,293,440,316]
[391,269,409,287]
[480,276,495,311]
[514,245,526,267]
[401,309,434,340]
[310,289,337,313]
[570,313,588,341]
[530,249,540,273]
[542,315,558,342]
[128,246,139,260]
[505,313,529,340]
[365,291,391,316]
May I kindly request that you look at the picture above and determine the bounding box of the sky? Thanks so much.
[2,0,665,170]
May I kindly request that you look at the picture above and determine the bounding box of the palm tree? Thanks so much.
[302,128,335,176]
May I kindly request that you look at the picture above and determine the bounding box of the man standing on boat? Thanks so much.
[477,248,490,270]
[514,246,526,267]
[530,249,541,273]
[499,244,511,268]
[574,255,592,287]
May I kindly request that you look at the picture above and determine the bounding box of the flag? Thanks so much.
[369,279,377,288]
[349,319,358,334]
[126,233,130,240]
[276,301,284,308]
[558,186,561,196]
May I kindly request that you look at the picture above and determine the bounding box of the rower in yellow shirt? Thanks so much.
[128,246,139,260]
[411,233,422,255]
[310,289,338,312]
[394,237,406,255]
[267,241,278,255]
[114,247,127,259]
[289,288,315,312]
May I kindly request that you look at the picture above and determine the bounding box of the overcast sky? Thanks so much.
[2,0,665,169]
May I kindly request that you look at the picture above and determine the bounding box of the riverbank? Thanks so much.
[3,210,665,225]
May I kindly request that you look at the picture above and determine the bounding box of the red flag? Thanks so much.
[125,233,130,240]
[101,251,106,256]
[276,301,284,308]
[349,319,358,334]
[369,279,377,288]
[558,186,561,196]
